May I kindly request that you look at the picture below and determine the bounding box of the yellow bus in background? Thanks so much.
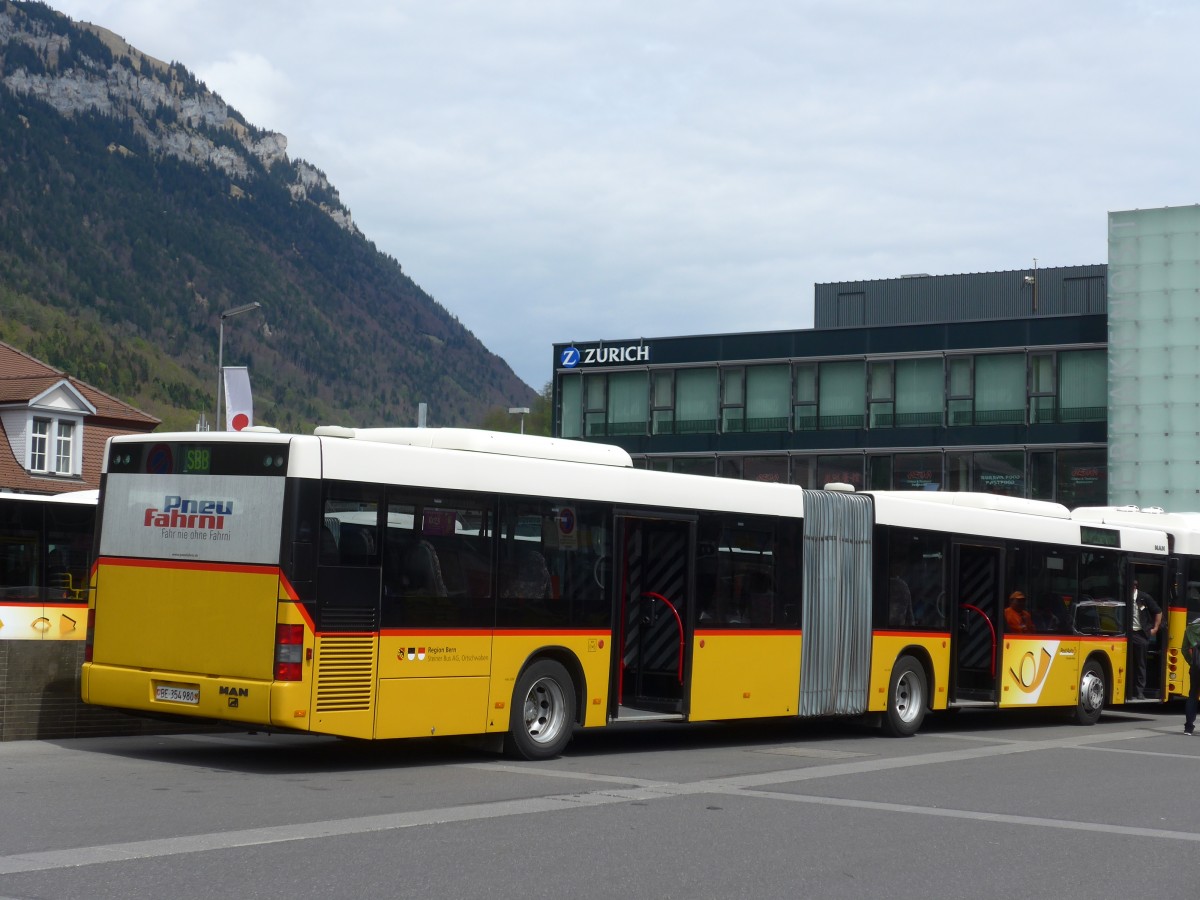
[0,491,95,642]
[83,428,1172,758]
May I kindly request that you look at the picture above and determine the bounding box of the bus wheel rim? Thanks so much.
[895,671,921,723]
[523,677,566,744]
[1080,669,1104,712]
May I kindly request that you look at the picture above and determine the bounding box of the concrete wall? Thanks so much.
[0,642,202,741]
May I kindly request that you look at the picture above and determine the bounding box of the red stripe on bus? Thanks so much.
[98,557,275,576]
[695,628,801,637]
[278,572,300,601]
[376,628,609,638]
[281,599,316,633]
[0,601,88,609]
[874,630,951,638]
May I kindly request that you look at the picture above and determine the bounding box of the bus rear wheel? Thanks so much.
[882,655,927,737]
[1071,659,1106,726]
[504,660,577,760]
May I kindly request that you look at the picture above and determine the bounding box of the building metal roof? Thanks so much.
[814,264,1107,328]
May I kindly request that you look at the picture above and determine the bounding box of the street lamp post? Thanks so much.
[508,406,531,435]
[216,302,262,431]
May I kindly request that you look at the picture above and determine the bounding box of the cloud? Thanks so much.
[46,1,1200,388]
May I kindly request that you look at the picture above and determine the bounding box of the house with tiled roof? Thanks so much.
[0,341,159,494]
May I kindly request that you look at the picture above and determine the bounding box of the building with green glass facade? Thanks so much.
[552,263,1110,505]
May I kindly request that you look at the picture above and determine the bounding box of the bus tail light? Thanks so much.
[84,608,95,663]
[275,624,305,681]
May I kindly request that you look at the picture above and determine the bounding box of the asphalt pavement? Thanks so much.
[1,704,1196,899]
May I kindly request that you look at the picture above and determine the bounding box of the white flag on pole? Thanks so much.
[223,366,253,431]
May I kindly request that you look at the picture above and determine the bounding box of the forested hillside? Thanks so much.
[0,1,535,431]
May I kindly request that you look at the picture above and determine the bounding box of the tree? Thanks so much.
[479,382,553,435]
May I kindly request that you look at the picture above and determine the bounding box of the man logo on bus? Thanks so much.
[560,347,580,368]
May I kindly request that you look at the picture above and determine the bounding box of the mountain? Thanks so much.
[0,0,536,432]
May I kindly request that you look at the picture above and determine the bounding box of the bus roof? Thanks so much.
[870,491,1166,553]
[313,426,634,468]
[1072,506,1200,555]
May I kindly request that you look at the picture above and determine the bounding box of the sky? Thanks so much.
[45,1,1200,390]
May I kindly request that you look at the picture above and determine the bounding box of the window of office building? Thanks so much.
[673,456,716,477]
[868,362,893,428]
[893,452,943,491]
[1029,451,1056,500]
[584,373,606,437]
[816,454,864,490]
[868,455,891,489]
[746,365,790,432]
[606,371,648,436]
[1059,350,1105,423]
[947,357,973,426]
[719,456,743,479]
[744,455,789,483]
[819,361,866,430]
[973,450,1024,496]
[559,374,582,438]
[1056,448,1106,508]
[651,371,674,435]
[723,365,790,433]
[974,354,1026,425]
[790,456,815,488]
[895,358,944,427]
[793,364,817,431]
[946,452,971,491]
[721,368,745,432]
[676,369,719,434]
[1030,353,1056,424]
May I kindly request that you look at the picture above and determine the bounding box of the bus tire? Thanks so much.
[504,659,576,760]
[1071,659,1106,726]
[881,655,927,737]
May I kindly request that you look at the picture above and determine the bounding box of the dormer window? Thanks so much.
[30,418,49,471]
[29,415,79,476]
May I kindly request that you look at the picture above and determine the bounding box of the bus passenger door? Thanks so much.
[612,514,694,717]
[952,543,1003,703]
[1129,560,1169,702]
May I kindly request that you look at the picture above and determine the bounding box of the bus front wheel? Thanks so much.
[1071,659,1106,726]
[504,660,577,760]
[882,655,927,737]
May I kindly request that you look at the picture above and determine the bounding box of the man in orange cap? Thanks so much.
[1005,590,1033,633]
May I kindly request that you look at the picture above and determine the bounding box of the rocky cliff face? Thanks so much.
[0,1,356,233]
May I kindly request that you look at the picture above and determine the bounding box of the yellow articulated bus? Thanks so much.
[1071,506,1200,703]
[83,428,1171,759]
[0,491,96,642]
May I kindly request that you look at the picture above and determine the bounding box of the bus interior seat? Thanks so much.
[319,525,339,563]
[339,527,375,566]
[402,541,447,597]
[501,547,551,600]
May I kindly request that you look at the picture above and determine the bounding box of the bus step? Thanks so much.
[613,706,686,723]
[947,699,998,709]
